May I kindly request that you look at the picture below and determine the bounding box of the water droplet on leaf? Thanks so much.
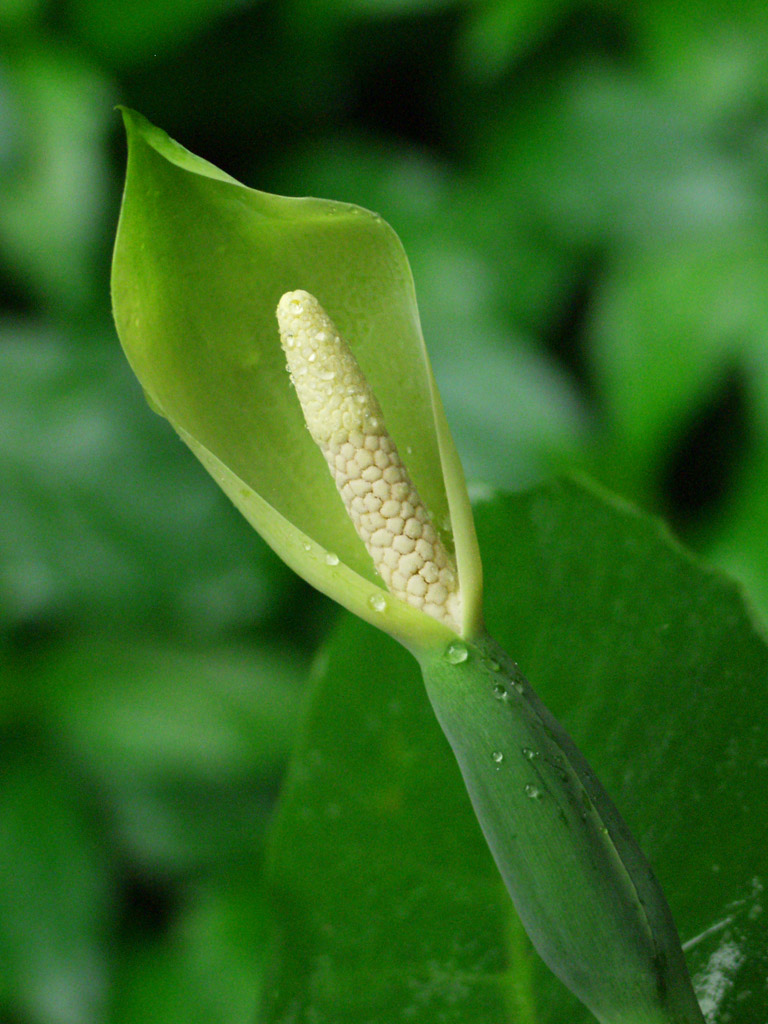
[524,784,543,800]
[445,641,468,664]
[492,750,504,764]
[325,552,339,566]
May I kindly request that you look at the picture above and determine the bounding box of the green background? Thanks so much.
[2,1,768,1021]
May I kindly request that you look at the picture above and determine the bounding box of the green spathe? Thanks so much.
[112,107,481,651]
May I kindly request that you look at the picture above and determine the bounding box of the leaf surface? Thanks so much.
[264,478,767,1022]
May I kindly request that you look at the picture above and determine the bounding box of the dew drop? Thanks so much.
[368,592,387,612]
[445,641,468,664]
[522,747,539,761]
[487,658,501,672]
[524,784,543,801]
[302,542,311,552]
[512,681,525,694]
[492,683,508,701]
[284,333,296,349]
[325,552,339,566]
[492,750,504,765]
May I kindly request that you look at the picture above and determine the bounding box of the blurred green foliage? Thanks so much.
[2,0,768,1021]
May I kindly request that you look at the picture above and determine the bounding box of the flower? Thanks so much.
[111,109,482,652]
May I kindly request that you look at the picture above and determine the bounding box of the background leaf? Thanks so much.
[0,750,113,1024]
[264,479,767,1022]
[4,1,768,1018]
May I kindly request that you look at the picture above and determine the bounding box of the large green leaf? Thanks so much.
[263,478,767,1022]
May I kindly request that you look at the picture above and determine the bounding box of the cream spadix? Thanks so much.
[277,290,461,632]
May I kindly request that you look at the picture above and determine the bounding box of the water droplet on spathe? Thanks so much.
[524,784,543,800]
[445,641,468,664]
[492,683,508,701]
[512,681,525,694]
[522,747,538,760]
[368,592,387,612]
[302,542,311,551]
[492,750,504,764]
[325,552,339,566]
[487,658,501,672]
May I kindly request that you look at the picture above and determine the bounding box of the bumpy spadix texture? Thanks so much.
[277,290,461,631]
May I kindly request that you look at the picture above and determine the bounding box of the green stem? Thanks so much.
[418,631,705,1024]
